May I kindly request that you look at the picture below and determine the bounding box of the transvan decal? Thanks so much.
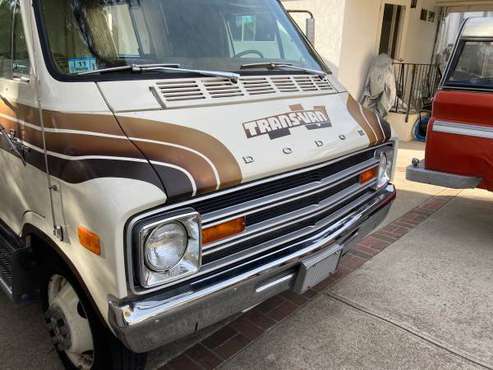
[243,105,331,140]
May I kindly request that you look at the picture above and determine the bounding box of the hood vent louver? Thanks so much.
[154,75,337,108]
[155,80,206,102]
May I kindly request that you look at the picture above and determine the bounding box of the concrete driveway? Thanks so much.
[221,143,493,370]
[1,142,492,370]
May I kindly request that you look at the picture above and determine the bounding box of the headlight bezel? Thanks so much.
[133,209,202,290]
[374,144,396,189]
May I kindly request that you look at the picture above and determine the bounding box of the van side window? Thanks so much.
[0,0,13,78]
[12,1,29,76]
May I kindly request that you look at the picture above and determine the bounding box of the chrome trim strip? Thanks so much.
[255,273,295,293]
[193,190,379,284]
[0,275,12,297]
[203,181,374,255]
[433,120,493,139]
[202,159,378,227]
[123,240,343,326]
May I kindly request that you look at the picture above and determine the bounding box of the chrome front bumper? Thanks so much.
[108,185,395,353]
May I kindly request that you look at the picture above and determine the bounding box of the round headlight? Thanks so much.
[144,222,188,272]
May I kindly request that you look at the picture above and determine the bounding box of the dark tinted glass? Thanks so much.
[0,0,13,78]
[39,0,323,77]
[448,41,493,89]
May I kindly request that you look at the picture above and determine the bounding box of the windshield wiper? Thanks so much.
[79,63,240,83]
[240,62,328,78]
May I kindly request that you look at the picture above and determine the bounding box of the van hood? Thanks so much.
[100,88,390,201]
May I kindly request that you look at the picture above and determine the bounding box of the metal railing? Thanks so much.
[391,63,442,122]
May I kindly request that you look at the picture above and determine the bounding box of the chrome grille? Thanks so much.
[129,143,393,295]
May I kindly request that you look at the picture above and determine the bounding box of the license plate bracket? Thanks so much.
[293,244,342,294]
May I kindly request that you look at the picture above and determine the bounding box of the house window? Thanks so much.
[12,2,30,76]
[0,0,30,78]
[0,0,13,78]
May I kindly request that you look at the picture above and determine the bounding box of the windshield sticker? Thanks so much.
[243,105,331,140]
[68,57,97,74]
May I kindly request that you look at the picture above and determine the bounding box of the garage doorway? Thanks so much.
[379,3,406,59]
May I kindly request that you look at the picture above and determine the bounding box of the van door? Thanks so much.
[0,1,50,235]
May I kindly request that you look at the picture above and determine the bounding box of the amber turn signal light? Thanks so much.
[202,217,246,245]
[78,226,102,256]
[359,167,378,184]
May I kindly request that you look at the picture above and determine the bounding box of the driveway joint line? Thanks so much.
[325,291,493,370]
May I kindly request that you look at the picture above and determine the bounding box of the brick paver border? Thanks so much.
[159,192,458,370]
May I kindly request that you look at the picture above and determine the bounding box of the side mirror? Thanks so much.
[306,18,315,45]
[288,10,315,45]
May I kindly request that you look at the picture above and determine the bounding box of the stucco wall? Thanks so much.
[281,0,346,75]
[401,0,440,64]
[337,0,385,99]
[282,0,444,98]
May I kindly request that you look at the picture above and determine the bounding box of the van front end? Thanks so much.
[109,161,396,352]
[0,0,397,368]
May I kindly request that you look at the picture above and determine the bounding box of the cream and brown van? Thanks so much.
[0,0,397,369]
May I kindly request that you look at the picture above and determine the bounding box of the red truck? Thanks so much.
[407,17,493,190]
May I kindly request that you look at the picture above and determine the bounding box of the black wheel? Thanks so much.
[41,264,147,370]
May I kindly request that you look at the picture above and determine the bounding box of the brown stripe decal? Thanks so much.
[0,100,242,199]
[43,111,123,136]
[361,106,384,144]
[346,95,378,145]
[117,116,243,192]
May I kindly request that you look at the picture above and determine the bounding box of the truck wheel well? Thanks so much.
[20,226,104,325]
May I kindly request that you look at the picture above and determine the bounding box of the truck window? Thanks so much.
[0,0,13,79]
[37,0,323,78]
[447,41,493,89]
[226,13,281,59]
[12,2,30,76]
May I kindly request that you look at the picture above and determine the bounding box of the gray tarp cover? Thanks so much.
[361,54,397,117]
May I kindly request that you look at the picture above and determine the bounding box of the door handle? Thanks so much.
[12,75,30,83]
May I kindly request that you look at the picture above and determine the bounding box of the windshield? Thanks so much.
[446,40,493,89]
[37,0,324,78]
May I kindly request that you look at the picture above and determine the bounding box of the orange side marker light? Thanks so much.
[78,226,102,256]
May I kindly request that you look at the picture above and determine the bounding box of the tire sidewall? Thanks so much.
[41,265,117,370]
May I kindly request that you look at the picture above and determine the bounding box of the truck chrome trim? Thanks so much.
[111,185,395,353]
[433,120,493,140]
[201,158,379,227]
[195,190,375,283]
[126,143,395,295]
[202,182,374,256]
[255,273,295,294]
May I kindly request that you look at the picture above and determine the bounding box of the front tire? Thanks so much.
[41,267,147,370]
